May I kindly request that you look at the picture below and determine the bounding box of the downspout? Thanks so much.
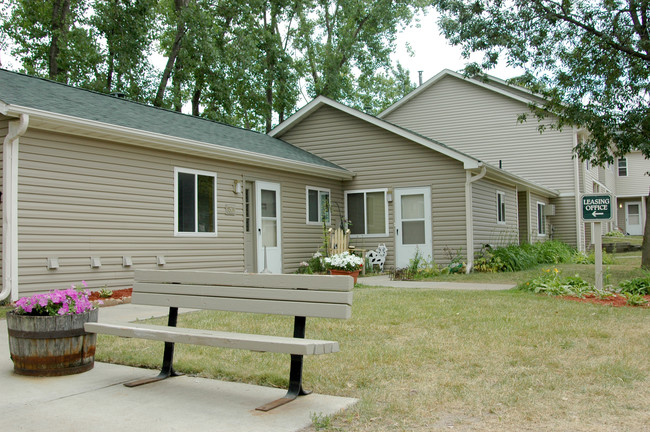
[465,165,487,273]
[572,129,583,251]
[1,114,29,302]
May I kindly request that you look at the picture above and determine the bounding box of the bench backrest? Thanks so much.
[133,270,353,319]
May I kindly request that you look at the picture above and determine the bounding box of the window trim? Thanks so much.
[345,188,389,238]
[305,186,331,225]
[537,202,547,236]
[617,157,628,176]
[496,191,506,224]
[174,167,218,237]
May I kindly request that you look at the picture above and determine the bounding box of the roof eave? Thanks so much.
[2,103,354,180]
[480,165,560,198]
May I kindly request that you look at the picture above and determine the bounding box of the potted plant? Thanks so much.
[6,282,99,376]
[324,251,364,283]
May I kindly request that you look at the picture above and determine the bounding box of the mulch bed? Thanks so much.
[88,288,133,304]
[561,293,650,308]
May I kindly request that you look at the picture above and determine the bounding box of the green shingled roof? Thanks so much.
[0,69,345,171]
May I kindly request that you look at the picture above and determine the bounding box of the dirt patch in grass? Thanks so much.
[561,293,650,308]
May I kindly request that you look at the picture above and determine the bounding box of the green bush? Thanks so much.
[481,241,575,273]
[518,268,592,297]
[618,276,650,296]
[573,251,614,264]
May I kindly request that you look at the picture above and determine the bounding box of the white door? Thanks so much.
[625,202,643,235]
[395,187,432,268]
[255,181,282,273]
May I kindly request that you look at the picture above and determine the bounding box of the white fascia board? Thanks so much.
[272,96,481,170]
[378,69,543,118]
[3,104,354,181]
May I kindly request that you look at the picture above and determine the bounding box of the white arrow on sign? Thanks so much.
[592,211,604,217]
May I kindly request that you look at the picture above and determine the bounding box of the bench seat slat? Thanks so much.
[134,283,353,305]
[131,292,352,319]
[85,322,339,355]
[135,270,353,292]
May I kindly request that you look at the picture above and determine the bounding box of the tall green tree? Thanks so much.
[295,0,416,103]
[430,0,650,267]
[2,0,101,84]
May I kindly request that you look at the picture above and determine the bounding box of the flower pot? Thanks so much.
[6,308,99,376]
[329,269,360,284]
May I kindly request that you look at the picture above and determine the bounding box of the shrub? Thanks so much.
[618,276,650,296]
[518,268,592,297]
[573,251,614,264]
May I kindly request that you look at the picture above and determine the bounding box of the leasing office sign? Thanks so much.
[581,194,613,221]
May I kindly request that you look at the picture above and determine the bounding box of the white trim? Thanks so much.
[173,167,218,237]
[496,190,506,224]
[1,115,29,302]
[270,96,481,170]
[573,129,584,251]
[345,188,389,237]
[305,186,331,225]
[2,104,354,181]
[465,166,487,273]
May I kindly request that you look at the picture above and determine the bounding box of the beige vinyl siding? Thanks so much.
[518,191,529,243]
[547,196,578,246]
[279,105,468,266]
[472,179,518,251]
[616,152,650,197]
[15,128,337,294]
[382,75,576,193]
[529,193,550,243]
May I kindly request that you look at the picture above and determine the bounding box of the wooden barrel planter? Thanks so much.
[6,308,99,376]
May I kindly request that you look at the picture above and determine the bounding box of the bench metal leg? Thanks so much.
[256,317,311,411]
[124,307,184,387]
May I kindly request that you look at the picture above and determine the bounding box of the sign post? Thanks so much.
[580,194,613,291]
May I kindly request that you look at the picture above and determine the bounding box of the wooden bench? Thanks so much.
[84,269,353,411]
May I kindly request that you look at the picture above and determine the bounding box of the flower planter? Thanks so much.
[6,308,99,376]
[329,269,360,284]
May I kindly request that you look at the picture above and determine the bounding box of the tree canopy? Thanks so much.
[1,0,419,131]
[431,0,650,165]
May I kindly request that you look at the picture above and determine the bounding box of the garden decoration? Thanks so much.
[324,251,364,283]
[6,282,99,376]
[366,243,388,271]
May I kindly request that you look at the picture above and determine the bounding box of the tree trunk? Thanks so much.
[49,0,71,80]
[642,190,650,269]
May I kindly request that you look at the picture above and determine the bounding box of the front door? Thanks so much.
[626,202,643,235]
[395,187,432,268]
[255,181,282,273]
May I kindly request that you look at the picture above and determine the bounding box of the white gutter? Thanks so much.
[1,114,29,302]
[465,165,487,273]
[572,129,583,251]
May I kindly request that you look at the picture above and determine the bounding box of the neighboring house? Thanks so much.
[614,151,649,236]
[0,69,353,300]
[270,96,558,270]
[377,69,647,250]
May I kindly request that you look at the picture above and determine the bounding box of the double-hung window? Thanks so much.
[537,202,546,236]
[174,167,217,236]
[496,191,506,224]
[345,189,388,236]
[617,158,628,176]
[306,187,330,224]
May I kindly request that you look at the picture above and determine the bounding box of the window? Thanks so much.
[306,187,330,224]
[537,202,546,236]
[174,168,217,235]
[345,189,387,236]
[618,158,628,176]
[496,191,506,224]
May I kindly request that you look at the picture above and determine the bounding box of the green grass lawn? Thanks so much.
[95,286,649,431]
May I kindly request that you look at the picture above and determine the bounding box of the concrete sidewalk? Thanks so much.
[1,304,357,432]
[358,274,515,290]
